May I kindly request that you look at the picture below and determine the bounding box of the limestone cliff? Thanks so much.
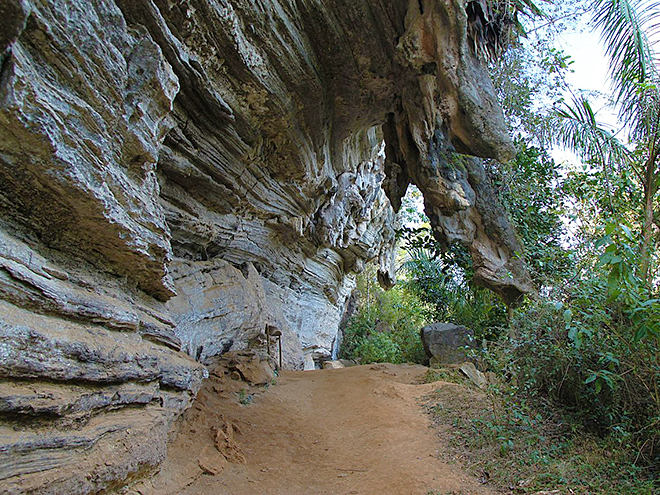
[0,0,532,492]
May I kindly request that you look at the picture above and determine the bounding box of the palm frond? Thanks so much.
[548,94,632,169]
[398,248,446,280]
[628,79,660,144]
[591,0,660,124]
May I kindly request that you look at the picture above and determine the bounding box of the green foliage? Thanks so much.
[488,0,588,143]
[449,287,508,341]
[405,215,660,475]
[548,0,660,284]
[487,278,660,468]
[491,42,574,140]
[591,0,659,127]
[352,332,401,365]
[596,220,660,340]
[428,259,659,487]
[486,138,573,286]
[398,247,508,340]
[562,158,642,250]
[397,137,571,336]
[426,379,659,493]
[548,93,631,196]
[340,267,429,364]
[398,185,426,226]
[237,388,253,405]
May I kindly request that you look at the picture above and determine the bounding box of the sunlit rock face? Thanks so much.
[0,0,530,491]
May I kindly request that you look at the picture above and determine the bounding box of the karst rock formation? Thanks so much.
[0,0,533,492]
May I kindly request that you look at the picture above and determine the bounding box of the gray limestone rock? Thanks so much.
[167,259,268,363]
[206,351,275,386]
[322,360,345,370]
[420,323,476,365]
[0,0,178,300]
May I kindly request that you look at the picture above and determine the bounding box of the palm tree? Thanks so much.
[398,248,446,281]
[397,248,456,319]
[549,0,660,284]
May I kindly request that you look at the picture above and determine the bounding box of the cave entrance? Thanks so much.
[335,185,508,368]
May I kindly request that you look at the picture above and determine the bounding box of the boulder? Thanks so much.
[420,323,475,365]
[459,362,487,389]
[322,360,345,370]
[207,351,275,386]
[167,259,268,363]
[303,353,317,371]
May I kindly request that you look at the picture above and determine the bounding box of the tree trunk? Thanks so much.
[640,151,659,287]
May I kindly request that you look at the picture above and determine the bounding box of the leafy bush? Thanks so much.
[340,269,429,364]
[480,283,660,471]
[352,332,401,364]
[487,139,573,287]
[398,247,508,341]
[425,369,658,494]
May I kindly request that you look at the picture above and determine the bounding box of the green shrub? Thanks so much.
[398,247,508,341]
[480,284,660,470]
[353,333,401,364]
[340,269,429,364]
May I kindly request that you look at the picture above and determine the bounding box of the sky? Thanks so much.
[559,24,611,94]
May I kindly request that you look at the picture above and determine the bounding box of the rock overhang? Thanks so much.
[0,0,532,492]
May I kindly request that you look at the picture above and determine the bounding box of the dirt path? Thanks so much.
[131,363,494,495]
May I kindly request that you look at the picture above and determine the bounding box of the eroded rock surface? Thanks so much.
[0,232,207,494]
[421,322,475,365]
[0,0,531,492]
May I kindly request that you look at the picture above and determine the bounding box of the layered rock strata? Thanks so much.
[0,0,531,492]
